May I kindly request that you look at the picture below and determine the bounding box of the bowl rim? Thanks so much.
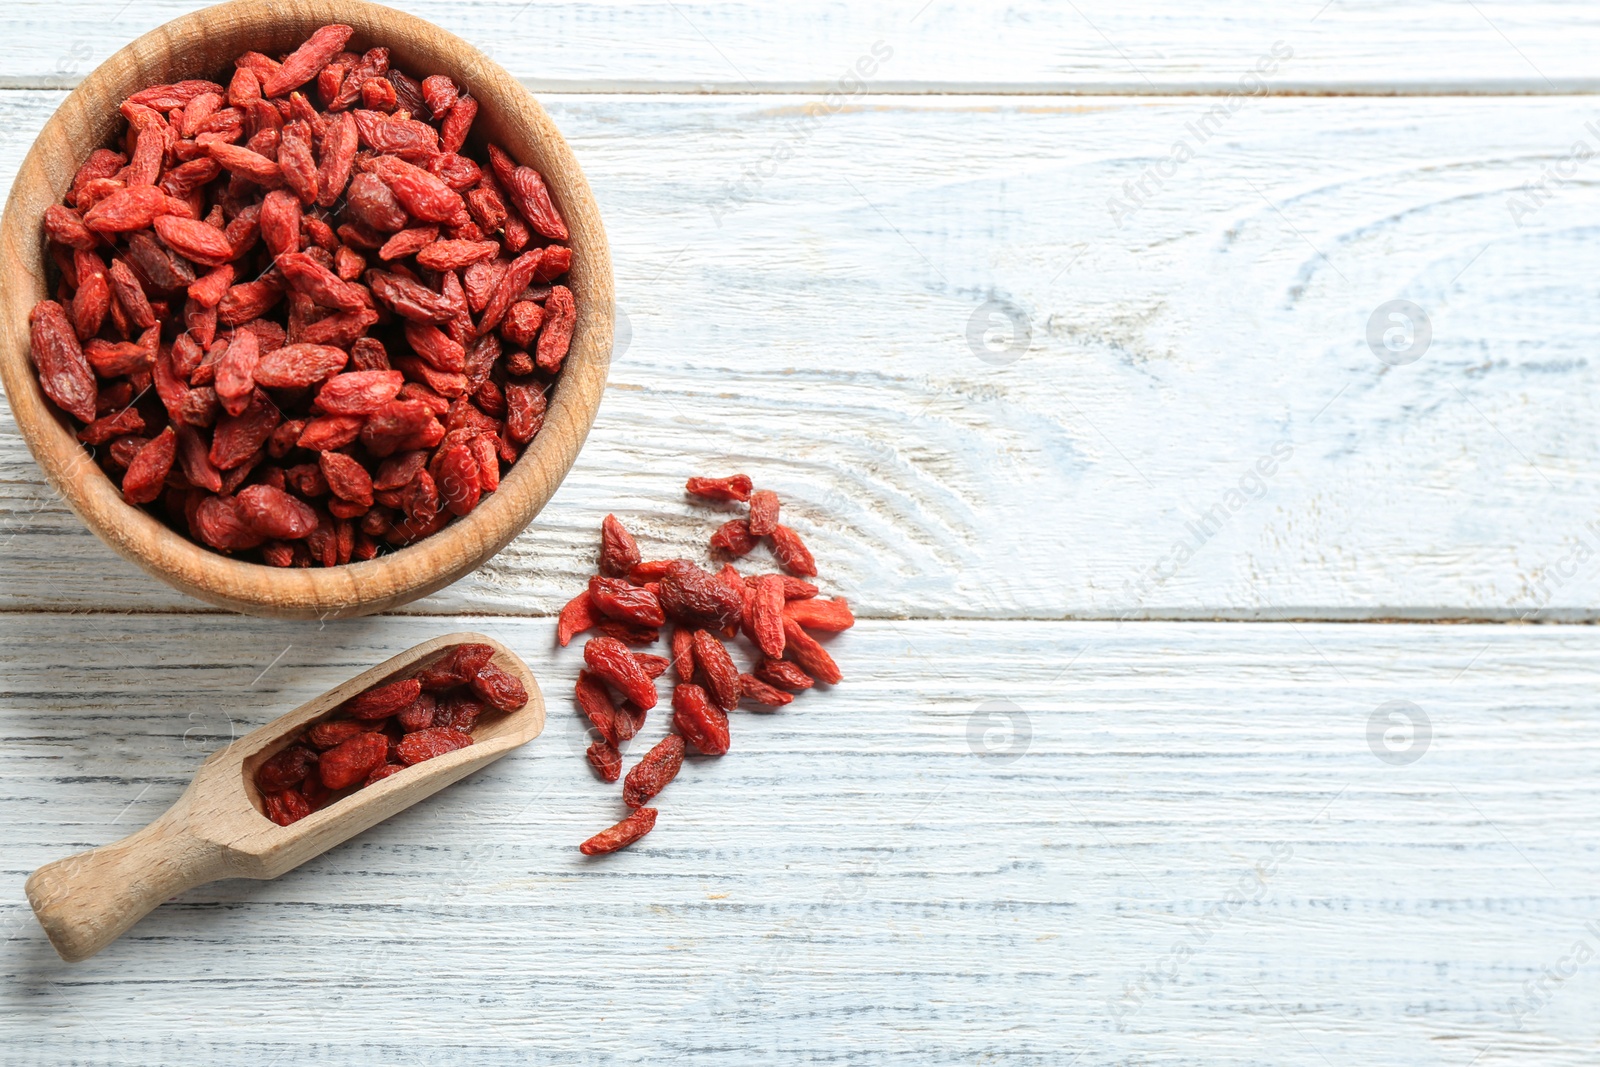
[0,0,613,619]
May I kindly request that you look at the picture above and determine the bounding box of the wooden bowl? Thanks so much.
[0,0,613,618]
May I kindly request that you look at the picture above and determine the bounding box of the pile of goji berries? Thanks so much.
[563,475,854,856]
[28,24,574,566]
[255,641,529,825]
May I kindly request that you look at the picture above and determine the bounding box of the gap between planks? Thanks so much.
[5,78,1600,96]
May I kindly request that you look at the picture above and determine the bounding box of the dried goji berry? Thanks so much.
[755,657,814,691]
[596,620,660,645]
[633,653,669,679]
[535,285,575,373]
[261,24,354,98]
[691,630,741,712]
[364,762,406,786]
[235,483,318,539]
[345,677,422,719]
[710,519,756,558]
[319,450,374,506]
[256,744,318,792]
[671,683,730,756]
[588,576,666,627]
[488,144,568,240]
[579,807,656,855]
[120,426,176,505]
[583,636,658,710]
[397,693,439,733]
[658,562,744,631]
[781,617,842,685]
[470,663,529,712]
[254,343,349,388]
[416,643,496,690]
[740,574,787,659]
[783,597,855,632]
[739,674,794,708]
[768,524,818,577]
[599,513,641,577]
[316,370,405,414]
[587,739,622,782]
[264,788,312,826]
[308,718,378,749]
[623,734,684,809]
[670,627,695,683]
[575,669,621,745]
[28,300,97,422]
[747,489,780,537]
[318,730,388,789]
[685,474,752,502]
[558,590,600,647]
[437,691,486,732]
[396,725,474,765]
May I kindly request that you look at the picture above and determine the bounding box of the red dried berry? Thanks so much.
[599,513,642,577]
[739,674,795,707]
[781,617,842,685]
[587,739,622,782]
[633,653,670,679]
[747,489,780,537]
[264,788,313,826]
[579,807,657,856]
[768,524,818,577]
[710,519,756,557]
[308,719,378,749]
[558,590,601,647]
[575,670,621,745]
[235,484,319,539]
[744,574,788,659]
[263,25,354,96]
[470,663,529,712]
[345,677,422,719]
[583,636,658,710]
[254,343,349,388]
[671,683,730,756]
[623,734,684,809]
[416,643,496,690]
[256,744,318,792]
[686,474,752,502]
[396,725,474,765]
[691,630,741,712]
[588,576,666,628]
[397,693,439,733]
[670,627,695,683]
[755,657,814,692]
[365,763,406,786]
[319,450,374,507]
[437,691,486,732]
[121,426,177,505]
[28,300,97,422]
[596,620,659,645]
[784,597,855,632]
[319,731,389,789]
[658,562,744,631]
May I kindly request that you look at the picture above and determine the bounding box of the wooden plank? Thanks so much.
[2,91,1599,618]
[0,0,1595,93]
[1,615,1597,1063]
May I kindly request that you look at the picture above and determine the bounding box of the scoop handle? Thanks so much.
[25,806,230,962]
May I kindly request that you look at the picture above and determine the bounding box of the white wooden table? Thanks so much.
[3,2,1600,1062]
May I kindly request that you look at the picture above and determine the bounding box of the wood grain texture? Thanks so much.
[0,1,614,618]
[0,0,1594,93]
[1,91,1598,618]
[1,615,1598,1062]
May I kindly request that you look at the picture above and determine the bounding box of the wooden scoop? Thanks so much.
[25,632,544,962]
